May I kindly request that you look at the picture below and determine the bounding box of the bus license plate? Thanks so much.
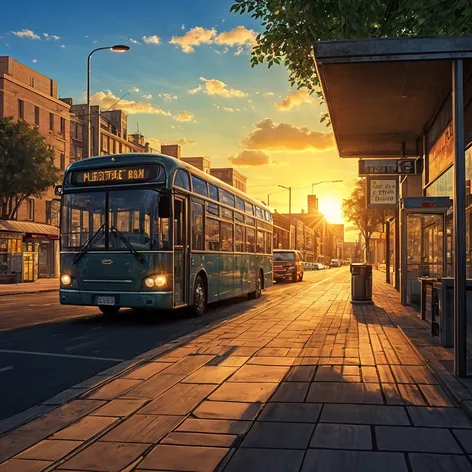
[97,296,115,306]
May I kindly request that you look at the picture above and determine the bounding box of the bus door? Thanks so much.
[173,195,189,307]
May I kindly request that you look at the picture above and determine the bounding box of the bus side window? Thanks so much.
[246,227,255,253]
[192,202,204,250]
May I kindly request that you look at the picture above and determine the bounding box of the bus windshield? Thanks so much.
[61,189,170,251]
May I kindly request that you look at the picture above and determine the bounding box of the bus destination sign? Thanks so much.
[71,165,161,186]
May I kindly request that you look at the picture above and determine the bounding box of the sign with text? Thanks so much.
[70,164,162,186]
[367,177,398,209]
[359,158,422,176]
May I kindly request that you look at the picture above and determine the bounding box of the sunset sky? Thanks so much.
[0,0,359,240]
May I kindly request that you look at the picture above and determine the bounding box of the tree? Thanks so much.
[0,117,60,220]
[231,0,472,121]
[342,179,387,263]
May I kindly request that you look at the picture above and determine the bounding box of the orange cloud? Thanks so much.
[215,26,257,47]
[242,119,334,151]
[91,90,171,116]
[176,138,197,145]
[274,89,313,111]
[228,150,272,166]
[188,77,246,98]
[175,111,194,122]
[169,27,216,53]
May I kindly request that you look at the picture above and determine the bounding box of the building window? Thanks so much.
[34,106,40,126]
[46,201,52,225]
[60,153,66,170]
[49,113,54,131]
[60,117,65,136]
[18,99,24,119]
[27,199,34,221]
[30,76,35,88]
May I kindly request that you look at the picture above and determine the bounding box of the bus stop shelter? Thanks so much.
[312,35,472,376]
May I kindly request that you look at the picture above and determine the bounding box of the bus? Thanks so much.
[59,153,273,316]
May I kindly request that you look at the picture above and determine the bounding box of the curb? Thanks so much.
[0,288,58,297]
[397,325,472,417]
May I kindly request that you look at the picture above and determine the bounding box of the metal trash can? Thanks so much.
[350,263,373,303]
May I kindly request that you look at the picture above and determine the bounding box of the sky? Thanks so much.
[0,0,359,240]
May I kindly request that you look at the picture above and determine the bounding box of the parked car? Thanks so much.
[314,263,325,270]
[330,259,342,267]
[273,249,304,282]
[304,262,314,271]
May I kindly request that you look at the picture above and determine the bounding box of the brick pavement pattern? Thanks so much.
[2,268,472,471]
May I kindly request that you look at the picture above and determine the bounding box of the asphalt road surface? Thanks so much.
[0,268,347,421]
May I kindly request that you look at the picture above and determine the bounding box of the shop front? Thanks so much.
[0,220,59,282]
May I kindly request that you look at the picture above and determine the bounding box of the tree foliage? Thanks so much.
[0,116,60,219]
[231,0,472,118]
[342,179,386,262]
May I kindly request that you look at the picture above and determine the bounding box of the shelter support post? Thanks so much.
[452,59,467,377]
[386,219,391,284]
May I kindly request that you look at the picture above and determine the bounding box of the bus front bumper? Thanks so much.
[59,290,174,310]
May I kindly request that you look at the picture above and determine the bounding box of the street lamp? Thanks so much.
[278,185,292,247]
[87,45,130,157]
[311,180,343,194]
[267,191,282,206]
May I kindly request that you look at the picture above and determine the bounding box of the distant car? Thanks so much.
[304,262,314,271]
[314,263,325,270]
[331,259,342,267]
[273,249,304,282]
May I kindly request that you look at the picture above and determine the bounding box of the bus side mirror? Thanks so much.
[159,196,170,218]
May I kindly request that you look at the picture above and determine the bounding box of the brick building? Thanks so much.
[0,57,71,280]
[211,168,247,193]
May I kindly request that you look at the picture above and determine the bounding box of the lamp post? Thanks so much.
[311,180,343,194]
[87,45,130,158]
[267,191,281,206]
[278,185,292,248]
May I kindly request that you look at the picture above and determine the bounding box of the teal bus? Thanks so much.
[59,153,273,316]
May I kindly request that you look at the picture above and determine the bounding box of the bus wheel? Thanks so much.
[99,306,120,316]
[192,275,206,317]
[249,270,262,299]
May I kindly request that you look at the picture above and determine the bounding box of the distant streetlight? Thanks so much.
[278,185,292,247]
[87,45,130,157]
[312,180,343,194]
[267,191,283,206]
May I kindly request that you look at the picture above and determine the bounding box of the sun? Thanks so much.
[319,198,344,224]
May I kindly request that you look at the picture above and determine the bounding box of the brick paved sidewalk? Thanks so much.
[2,270,472,472]
[0,278,59,296]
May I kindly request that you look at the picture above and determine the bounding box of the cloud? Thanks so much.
[234,46,244,56]
[60,44,65,48]
[129,86,140,93]
[181,24,186,31]
[160,93,178,101]
[274,89,313,111]
[43,33,61,41]
[188,77,246,98]
[263,92,275,97]
[146,137,161,150]
[12,29,40,40]
[169,27,216,53]
[32,59,37,63]
[215,26,257,47]
[175,111,195,122]
[142,94,152,100]
[129,38,141,45]
[222,107,240,113]
[228,150,272,166]
[142,35,160,45]
[242,119,335,151]
[91,90,171,116]
[176,138,197,145]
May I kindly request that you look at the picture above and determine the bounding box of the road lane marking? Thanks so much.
[0,366,13,373]
[0,349,123,362]
[65,341,95,352]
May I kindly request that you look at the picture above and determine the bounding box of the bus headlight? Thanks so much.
[144,275,167,289]
[61,274,72,285]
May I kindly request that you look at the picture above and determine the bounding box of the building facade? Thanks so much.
[0,56,71,281]
[211,168,247,193]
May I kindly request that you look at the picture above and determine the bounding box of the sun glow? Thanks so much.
[319,198,344,224]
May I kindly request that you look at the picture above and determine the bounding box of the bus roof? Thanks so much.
[65,153,270,211]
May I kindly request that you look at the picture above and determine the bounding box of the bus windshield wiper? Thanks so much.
[72,223,106,265]
[110,225,146,264]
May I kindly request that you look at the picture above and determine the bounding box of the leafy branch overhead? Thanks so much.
[0,116,60,219]
[231,0,472,124]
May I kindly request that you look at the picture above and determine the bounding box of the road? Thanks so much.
[0,268,347,422]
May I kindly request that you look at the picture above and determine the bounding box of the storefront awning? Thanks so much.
[313,36,472,158]
[0,220,59,239]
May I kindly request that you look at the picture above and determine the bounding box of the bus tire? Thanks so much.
[249,270,263,299]
[99,306,120,316]
[191,275,206,317]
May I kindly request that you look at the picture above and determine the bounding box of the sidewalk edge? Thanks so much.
[0,288,58,297]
